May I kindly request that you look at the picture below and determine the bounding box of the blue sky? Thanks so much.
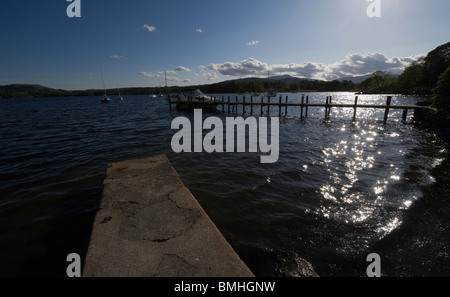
[1,0,449,90]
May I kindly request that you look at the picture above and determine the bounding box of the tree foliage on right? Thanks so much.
[432,66,450,118]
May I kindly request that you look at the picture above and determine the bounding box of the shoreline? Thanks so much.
[413,100,450,144]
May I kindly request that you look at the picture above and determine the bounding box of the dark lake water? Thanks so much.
[0,93,449,276]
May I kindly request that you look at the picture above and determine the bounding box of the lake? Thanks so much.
[0,92,448,276]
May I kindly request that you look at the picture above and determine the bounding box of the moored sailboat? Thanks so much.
[117,85,124,101]
[100,68,111,103]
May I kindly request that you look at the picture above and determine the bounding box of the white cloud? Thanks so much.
[175,66,192,72]
[143,24,156,32]
[206,53,418,81]
[209,58,269,77]
[139,71,160,78]
[271,62,326,78]
[140,71,184,82]
[200,65,218,81]
[160,70,177,75]
[142,53,420,85]
[166,75,182,82]
[196,28,204,33]
[321,53,418,80]
[247,40,260,46]
[110,54,125,60]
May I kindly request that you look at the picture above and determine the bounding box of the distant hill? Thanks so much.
[338,74,399,84]
[0,74,395,99]
[268,75,315,83]
[232,75,315,84]
[0,84,113,99]
[227,74,382,84]
[225,74,377,84]
[1,84,50,92]
[0,84,69,98]
[337,75,373,83]
[268,74,295,80]
[200,75,315,88]
[0,75,355,98]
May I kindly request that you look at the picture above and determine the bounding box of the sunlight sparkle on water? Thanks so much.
[390,174,401,181]
[351,207,373,223]
[377,217,401,237]
[374,186,385,195]
[403,200,413,208]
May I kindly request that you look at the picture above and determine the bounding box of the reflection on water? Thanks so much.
[178,93,449,276]
[0,93,448,276]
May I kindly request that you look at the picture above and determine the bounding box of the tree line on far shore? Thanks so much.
[1,42,449,117]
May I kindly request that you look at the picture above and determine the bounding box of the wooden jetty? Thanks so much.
[168,94,435,124]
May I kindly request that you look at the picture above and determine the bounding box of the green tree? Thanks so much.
[397,58,426,94]
[369,70,394,93]
[432,66,450,117]
[424,42,450,92]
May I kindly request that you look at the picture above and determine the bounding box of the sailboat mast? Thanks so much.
[101,68,107,96]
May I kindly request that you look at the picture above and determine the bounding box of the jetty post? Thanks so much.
[285,95,288,116]
[402,108,408,124]
[300,95,304,120]
[168,94,433,124]
[278,95,282,118]
[353,96,359,121]
[328,96,332,118]
[260,95,264,116]
[305,96,309,117]
[384,96,392,123]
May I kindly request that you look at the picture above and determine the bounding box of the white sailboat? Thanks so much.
[117,85,124,101]
[150,71,167,98]
[100,68,111,103]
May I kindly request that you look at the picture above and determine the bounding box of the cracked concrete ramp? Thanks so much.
[83,155,254,277]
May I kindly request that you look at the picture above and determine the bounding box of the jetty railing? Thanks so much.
[168,95,435,124]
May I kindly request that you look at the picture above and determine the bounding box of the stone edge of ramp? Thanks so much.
[83,155,254,277]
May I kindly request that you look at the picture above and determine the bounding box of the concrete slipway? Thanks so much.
[83,155,254,277]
